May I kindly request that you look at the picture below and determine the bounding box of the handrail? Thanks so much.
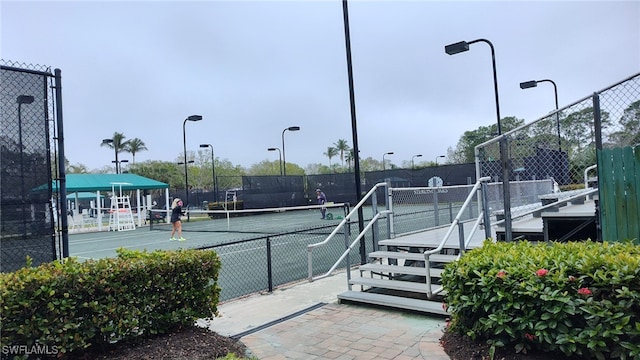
[308,210,391,282]
[422,176,491,297]
[491,188,597,227]
[307,183,386,281]
[584,164,597,189]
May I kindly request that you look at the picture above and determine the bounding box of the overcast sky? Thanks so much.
[2,0,639,171]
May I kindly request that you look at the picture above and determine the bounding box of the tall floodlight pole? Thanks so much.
[382,151,394,171]
[183,115,203,218]
[342,0,367,264]
[17,95,34,239]
[412,154,422,169]
[281,126,300,177]
[112,159,129,173]
[101,138,118,173]
[445,38,512,242]
[200,144,217,202]
[520,79,560,151]
[268,147,283,176]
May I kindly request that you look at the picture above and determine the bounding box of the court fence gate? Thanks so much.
[1,60,68,272]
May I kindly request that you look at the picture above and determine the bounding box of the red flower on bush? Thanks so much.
[524,333,536,341]
[577,287,592,296]
[497,270,506,279]
[536,268,549,277]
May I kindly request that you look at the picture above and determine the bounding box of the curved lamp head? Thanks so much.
[17,95,35,104]
[287,126,300,131]
[520,80,538,89]
[445,41,470,55]
[186,115,203,121]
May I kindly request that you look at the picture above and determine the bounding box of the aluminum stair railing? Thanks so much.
[307,183,387,282]
[423,176,492,298]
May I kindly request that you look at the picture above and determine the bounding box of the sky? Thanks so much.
[2,0,639,172]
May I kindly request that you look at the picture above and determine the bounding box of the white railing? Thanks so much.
[307,183,387,282]
[422,176,492,298]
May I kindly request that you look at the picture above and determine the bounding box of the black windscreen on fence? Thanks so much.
[1,64,56,272]
[242,175,306,208]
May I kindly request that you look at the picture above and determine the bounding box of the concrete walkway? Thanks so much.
[198,270,450,359]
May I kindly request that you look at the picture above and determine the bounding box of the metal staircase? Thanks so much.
[307,175,597,316]
[308,177,493,316]
[339,225,483,315]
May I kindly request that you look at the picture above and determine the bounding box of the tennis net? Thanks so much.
[149,203,349,234]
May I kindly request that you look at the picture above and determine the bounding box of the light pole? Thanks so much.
[412,154,422,169]
[183,115,203,213]
[281,126,300,177]
[199,144,217,202]
[445,38,512,242]
[17,95,34,238]
[520,79,561,151]
[382,151,394,171]
[111,159,129,173]
[101,138,119,173]
[268,147,282,176]
[435,155,445,166]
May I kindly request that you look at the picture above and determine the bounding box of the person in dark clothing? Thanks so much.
[170,198,186,241]
[316,189,327,219]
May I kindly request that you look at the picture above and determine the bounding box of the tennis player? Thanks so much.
[170,198,186,241]
[316,189,327,219]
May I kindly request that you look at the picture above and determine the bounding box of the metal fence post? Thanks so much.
[266,237,273,293]
[481,180,492,240]
[55,68,69,259]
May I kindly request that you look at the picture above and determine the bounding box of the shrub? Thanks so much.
[0,248,221,357]
[442,240,640,359]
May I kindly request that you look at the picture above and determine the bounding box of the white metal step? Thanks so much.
[368,251,458,263]
[349,277,433,293]
[359,263,444,278]
[337,290,448,315]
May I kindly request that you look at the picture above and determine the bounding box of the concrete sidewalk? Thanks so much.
[198,270,450,359]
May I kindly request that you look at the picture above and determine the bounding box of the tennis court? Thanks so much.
[65,199,467,301]
[69,209,352,301]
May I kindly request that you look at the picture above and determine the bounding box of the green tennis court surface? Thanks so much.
[69,214,343,260]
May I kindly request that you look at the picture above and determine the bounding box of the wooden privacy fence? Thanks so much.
[597,145,640,243]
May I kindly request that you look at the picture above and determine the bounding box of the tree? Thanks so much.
[333,139,350,168]
[248,159,281,176]
[324,147,338,170]
[67,163,88,174]
[127,160,183,189]
[345,149,355,172]
[126,138,148,163]
[450,117,525,163]
[100,132,130,172]
[608,100,640,147]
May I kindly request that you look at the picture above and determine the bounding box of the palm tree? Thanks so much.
[334,139,350,168]
[100,132,130,173]
[324,147,338,169]
[345,149,355,172]
[126,138,148,163]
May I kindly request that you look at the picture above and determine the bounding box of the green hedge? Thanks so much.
[0,248,221,357]
[442,240,640,360]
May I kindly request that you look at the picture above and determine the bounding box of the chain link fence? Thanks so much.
[1,60,63,272]
[196,223,362,302]
[475,73,640,222]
